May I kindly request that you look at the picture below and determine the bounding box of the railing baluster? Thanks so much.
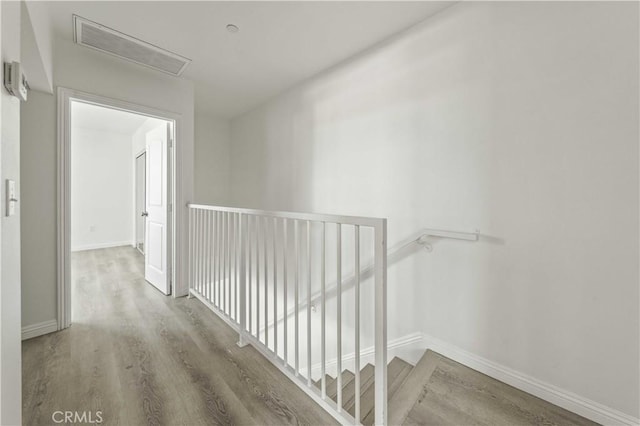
[209,211,213,304]
[214,210,218,307]
[188,209,192,294]
[248,215,253,335]
[257,216,261,342]
[227,211,231,316]
[221,212,225,312]
[230,213,234,318]
[202,210,206,297]
[203,211,207,301]
[228,212,232,316]
[336,223,342,412]
[195,209,200,295]
[264,216,269,349]
[231,213,235,317]
[294,219,299,376]
[321,221,326,399]
[219,212,227,313]
[355,225,361,424]
[192,208,196,295]
[218,210,222,307]
[198,212,204,294]
[192,208,197,295]
[283,219,288,367]
[254,216,258,336]
[193,209,197,294]
[306,220,312,386]
[206,210,209,298]
[238,212,247,346]
[203,209,206,297]
[206,210,211,302]
[224,212,228,315]
[222,212,225,308]
[235,213,239,323]
[273,217,278,357]
[211,211,216,303]
[217,210,221,308]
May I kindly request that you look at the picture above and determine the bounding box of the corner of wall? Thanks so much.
[22,0,53,93]
[1,1,22,424]
[194,112,232,205]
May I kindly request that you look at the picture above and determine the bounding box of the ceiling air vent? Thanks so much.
[73,15,191,76]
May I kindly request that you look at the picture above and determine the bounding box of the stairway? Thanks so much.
[314,357,413,425]
[315,350,597,426]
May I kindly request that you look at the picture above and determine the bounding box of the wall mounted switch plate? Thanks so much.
[6,179,17,217]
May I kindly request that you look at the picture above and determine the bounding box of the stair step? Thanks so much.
[388,357,414,400]
[311,357,420,424]
[313,374,333,392]
[343,364,375,414]
[388,350,442,425]
[315,351,593,426]
[361,357,414,425]
[327,370,354,400]
[325,376,337,396]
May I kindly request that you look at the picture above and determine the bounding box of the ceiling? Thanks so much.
[71,101,156,134]
[47,1,454,118]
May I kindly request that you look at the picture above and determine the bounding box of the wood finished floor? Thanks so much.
[403,351,598,426]
[22,246,337,426]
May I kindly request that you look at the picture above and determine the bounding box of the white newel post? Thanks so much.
[374,219,388,426]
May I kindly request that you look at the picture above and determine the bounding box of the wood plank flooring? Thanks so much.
[403,351,598,426]
[22,246,337,426]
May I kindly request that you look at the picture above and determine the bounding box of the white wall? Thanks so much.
[71,126,134,251]
[22,0,53,92]
[21,90,56,330]
[194,114,230,204]
[132,117,166,156]
[1,1,22,423]
[229,1,639,421]
[20,2,51,94]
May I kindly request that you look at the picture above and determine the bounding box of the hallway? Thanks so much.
[22,246,336,425]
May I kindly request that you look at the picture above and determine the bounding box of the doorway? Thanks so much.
[59,88,181,329]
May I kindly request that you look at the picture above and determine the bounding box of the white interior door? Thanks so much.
[144,122,170,295]
[135,152,146,254]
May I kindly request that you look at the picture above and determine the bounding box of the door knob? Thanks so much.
[141,211,149,217]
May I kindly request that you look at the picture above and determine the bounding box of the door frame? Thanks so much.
[134,149,146,255]
[57,87,183,330]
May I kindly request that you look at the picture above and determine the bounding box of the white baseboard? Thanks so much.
[421,333,640,426]
[308,332,424,379]
[22,319,58,340]
[71,241,134,252]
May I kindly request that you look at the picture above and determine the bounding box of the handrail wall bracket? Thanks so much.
[417,228,479,252]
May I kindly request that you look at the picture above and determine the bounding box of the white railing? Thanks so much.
[187,204,387,425]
